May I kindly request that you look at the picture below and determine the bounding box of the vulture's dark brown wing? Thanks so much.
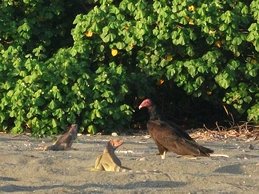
[162,120,195,142]
[161,135,213,156]
[147,120,213,156]
[148,120,194,141]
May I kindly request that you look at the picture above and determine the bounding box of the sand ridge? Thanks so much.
[0,133,258,193]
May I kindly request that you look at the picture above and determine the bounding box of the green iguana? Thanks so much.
[92,139,131,172]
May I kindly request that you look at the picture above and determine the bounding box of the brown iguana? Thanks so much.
[36,124,78,151]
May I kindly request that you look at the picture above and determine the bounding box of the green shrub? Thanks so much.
[0,0,258,136]
[72,0,258,123]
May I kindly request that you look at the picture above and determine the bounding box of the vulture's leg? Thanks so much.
[161,151,167,160]
[155,140,167,156]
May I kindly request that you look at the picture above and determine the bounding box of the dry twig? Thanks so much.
[189,122,259,141]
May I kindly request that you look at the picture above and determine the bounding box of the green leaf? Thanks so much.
[247,104,259,122]
[116,42,125,49]
[219,23,228,31]
[215,72,230,89]
[48,100,55,110]
[52,119,57,128]
[206,36,214,45]
[87,125,96,134]
[186,64,196,77]
[255,39,259,52]
[196,76,204,86]
[166,66,176,79]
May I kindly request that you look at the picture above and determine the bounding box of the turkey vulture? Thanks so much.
[139,98,213,159]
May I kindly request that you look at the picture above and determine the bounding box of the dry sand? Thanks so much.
[0,132,258,193]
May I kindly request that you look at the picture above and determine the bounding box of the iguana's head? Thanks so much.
[68,124,78,140]
[108,139,123,150]
[69,124,78,133]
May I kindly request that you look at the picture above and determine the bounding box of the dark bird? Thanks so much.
[139,98,213,159]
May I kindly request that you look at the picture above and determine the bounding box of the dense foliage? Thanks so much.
[0,0,258,136]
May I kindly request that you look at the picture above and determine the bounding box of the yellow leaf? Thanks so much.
[85,31,93,37]
[188,5,195,12]
[156,79,165,86]
[209,30,216,35]
[188,19,195,25]
[207,91,212,95]
[111,49,118,56]
[165,54,173,61]
[215,40,222,48]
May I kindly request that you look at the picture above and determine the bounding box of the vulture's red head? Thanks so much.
[138,98,153,109]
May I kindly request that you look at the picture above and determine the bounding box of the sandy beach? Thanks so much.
[0,132,258,193]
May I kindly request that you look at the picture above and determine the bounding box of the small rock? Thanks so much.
[143,135,151,139]
[249,144,254,150]
[24,143,32,147]
[246,137,256,142]
[138,157,146,161]
[111,132,118,136]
